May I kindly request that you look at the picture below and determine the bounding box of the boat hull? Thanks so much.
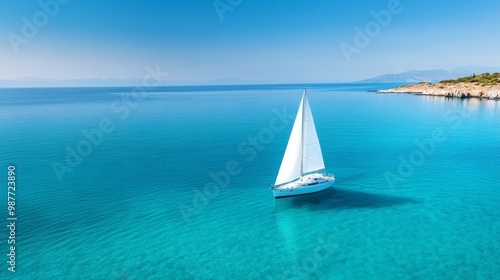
[272,174,335,198]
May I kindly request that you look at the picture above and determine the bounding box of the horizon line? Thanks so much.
[0,81,410,90]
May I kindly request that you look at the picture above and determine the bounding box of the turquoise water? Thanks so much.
[1,84,499,279]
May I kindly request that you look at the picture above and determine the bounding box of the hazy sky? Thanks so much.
[1,0,500,83]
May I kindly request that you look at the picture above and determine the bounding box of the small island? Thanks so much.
[377,72,500,99]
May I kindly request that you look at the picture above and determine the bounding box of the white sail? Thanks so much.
[274,97,304,185]
[302,93,325,174]
[275,90,325,186]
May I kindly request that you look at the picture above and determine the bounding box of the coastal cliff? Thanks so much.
[377,72,500,99]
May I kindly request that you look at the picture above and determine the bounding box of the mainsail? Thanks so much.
[275,90,325,186]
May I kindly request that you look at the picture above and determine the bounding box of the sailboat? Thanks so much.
[272,89,335,198]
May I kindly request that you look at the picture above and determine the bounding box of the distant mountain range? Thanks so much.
[0,77,274,88]
[2,66,500,87]
[0,77,172,88]
[358,66,500,83]
[205,78,274,85]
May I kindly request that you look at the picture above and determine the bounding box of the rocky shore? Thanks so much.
[377,82,500,99]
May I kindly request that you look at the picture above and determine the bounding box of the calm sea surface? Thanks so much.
[0,84,499,279]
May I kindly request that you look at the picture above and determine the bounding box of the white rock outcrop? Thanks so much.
[377,83,500,99]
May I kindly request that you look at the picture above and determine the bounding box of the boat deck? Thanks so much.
[273,173,334,190]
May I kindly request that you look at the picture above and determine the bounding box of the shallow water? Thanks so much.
[0,84,499,279]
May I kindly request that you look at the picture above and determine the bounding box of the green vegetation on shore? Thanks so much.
[441,72,500,86]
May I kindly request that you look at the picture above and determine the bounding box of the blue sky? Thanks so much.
[1,0,500,83]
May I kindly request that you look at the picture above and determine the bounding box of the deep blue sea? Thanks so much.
[1,84,499,279]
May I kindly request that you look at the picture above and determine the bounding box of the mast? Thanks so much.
[300,89,306,177]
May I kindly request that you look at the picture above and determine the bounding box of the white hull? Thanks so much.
[272,173,335,198]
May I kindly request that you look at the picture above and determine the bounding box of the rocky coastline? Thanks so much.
[377,82,500,99]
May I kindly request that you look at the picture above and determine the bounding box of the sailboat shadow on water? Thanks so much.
[273,186,420,212]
